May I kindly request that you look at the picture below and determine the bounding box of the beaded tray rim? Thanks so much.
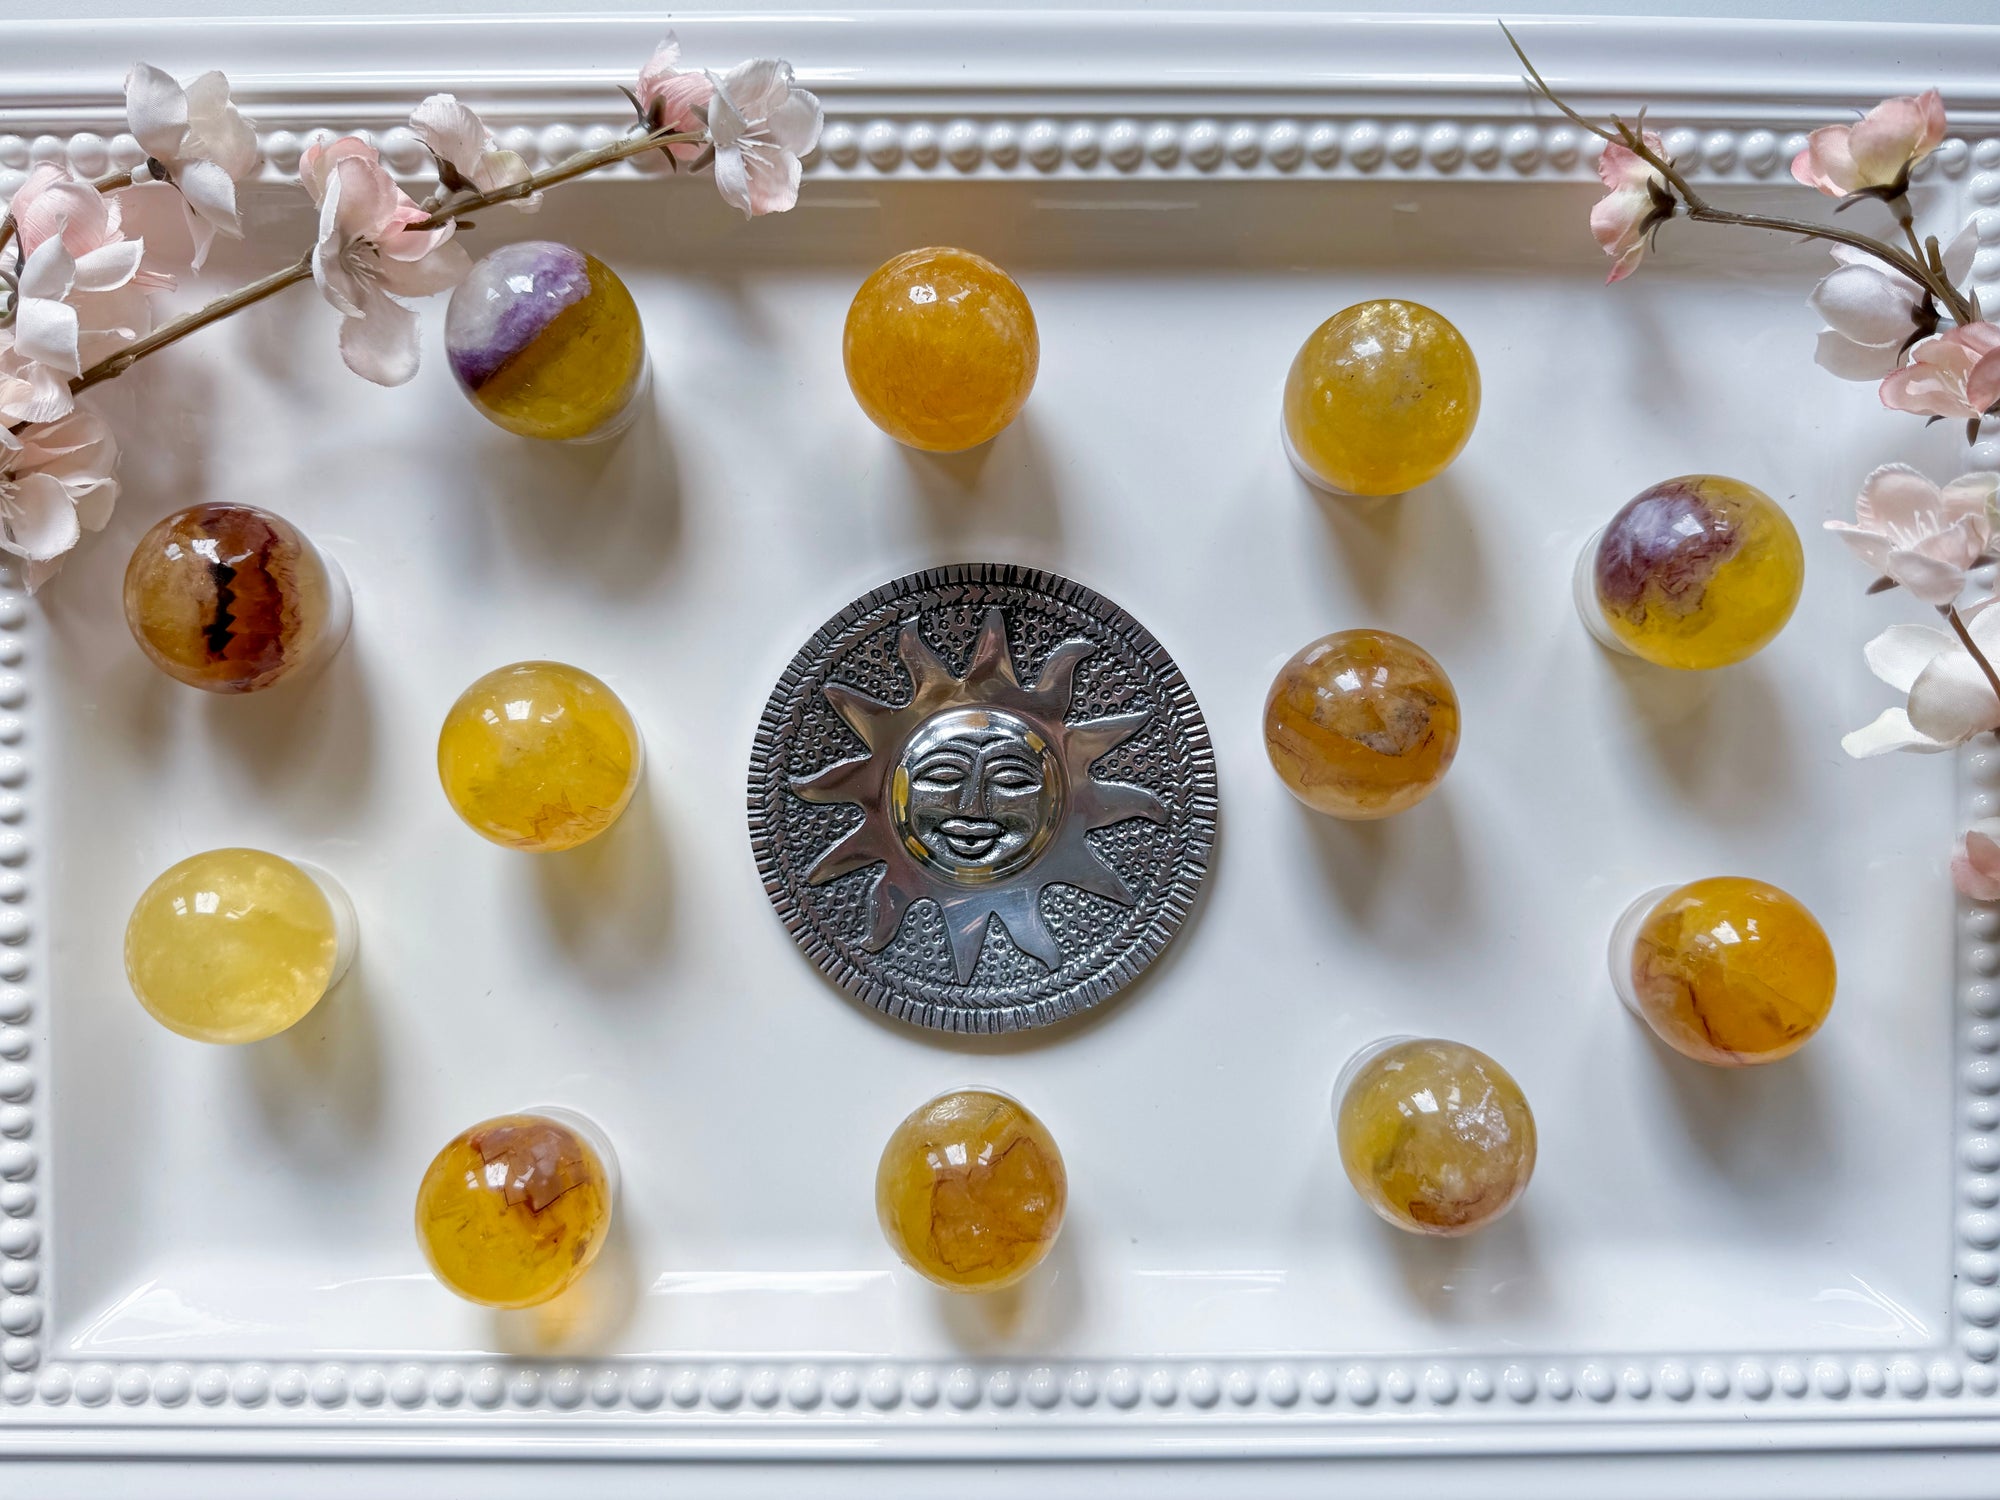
[5,5,2000,1461]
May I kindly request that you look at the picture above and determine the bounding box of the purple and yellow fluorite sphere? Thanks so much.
[445,241,647,442]
[1590,474,1804,670]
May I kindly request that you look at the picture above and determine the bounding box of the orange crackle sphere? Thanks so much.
[843,247,1039,452]
[1264,628,1460,819]
[123,503,349,693]
[415,1112,615,1309]
[875,1089,1067,1292]
[1618,877,1836,1066]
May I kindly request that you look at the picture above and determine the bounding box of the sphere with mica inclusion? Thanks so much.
[1588,474,1804,670]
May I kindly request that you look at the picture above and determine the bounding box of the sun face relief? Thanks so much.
[894,707,1065,882]
[750,565,1217,1033]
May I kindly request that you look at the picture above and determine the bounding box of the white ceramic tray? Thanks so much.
[7,9,2000,1489]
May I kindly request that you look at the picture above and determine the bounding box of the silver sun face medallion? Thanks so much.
[748,564,1217,1033]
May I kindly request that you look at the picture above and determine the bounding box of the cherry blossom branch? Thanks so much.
[57,125,704,404]
[1501,23,1979,325]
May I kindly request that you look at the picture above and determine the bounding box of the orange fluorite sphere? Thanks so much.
[843,247,1039,452]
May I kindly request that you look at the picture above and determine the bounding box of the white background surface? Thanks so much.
[10,4,1998,1496]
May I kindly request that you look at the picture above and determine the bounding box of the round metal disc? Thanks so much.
[748,563,1217,1034]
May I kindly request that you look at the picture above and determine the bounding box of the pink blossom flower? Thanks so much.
[122,63,259,269]
[1879,321,2000,423]
[299,134,471,386]
[0,164,158,424]
[408,94,535,202]
[635,34,716,164]
[1792,90,1947,197]
[1956,820,2000,902]
[1825,464,1998,605]
[706,58,823,218]
[0,407,119,593]
[1590,131,1672,283]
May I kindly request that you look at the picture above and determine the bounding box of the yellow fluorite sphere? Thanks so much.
[1337,1038,1536,1237]
[1591,475,1804,670]
[1626,877,1836,1066]
[415,1113,614,1309]
[444,242,647,442]
[124,848,341,1044]
[876,1089,1067,1292]
[1264,629,1460,819]
[843,247,1039,452]
[1283,299,1481,495]
[438,661,643,852]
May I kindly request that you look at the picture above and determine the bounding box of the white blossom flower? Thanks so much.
[1825,464,1998,604]
[408,94,536,204]
[299,135,471,386]
[0,407,119,593]
[1844,605,2000,756]
[123,63,259,269]
[705,59,823,217]
[1811,229,1975,382]
[1955,818,2000,902]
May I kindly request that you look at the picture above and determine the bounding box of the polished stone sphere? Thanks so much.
[876,1089,1067,1291]
[445,241,648,443]
[438,661,643,852]
[1264,628,1460,819]
[125,848,346,1044]
[843,247,1039,452]
[123,503,346,693]
[1282,299,1480,495]
[1589,474,1804,670]
[1621,877,1836,1066]
[1336,1037,1536,1237]
[415,1112,615,1309]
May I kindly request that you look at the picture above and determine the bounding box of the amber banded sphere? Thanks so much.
[123,503,344,693]
[1264,629,1460,819]
[1336,1038,1537,1237]
[437,661,643,852]
[445,241,647,443]
[1283,299,1481,495]
[1624,877,1836,1066]
[414,1112,615,1309]
[876,1089,1067,1292]
[1591,475,1804,670]
[843,247,1039,452]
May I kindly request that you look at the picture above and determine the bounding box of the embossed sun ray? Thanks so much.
[790,607,1167,983]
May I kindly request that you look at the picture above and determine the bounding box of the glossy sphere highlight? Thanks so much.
[1264,629,1460,819]
[1593,475,1804,669]
[125,849,339,1043]
[445,242,647,442]
[124,503,340,693]
[415,1114,614,1309]
[876,1090,1067,1291]
[1283,299,1481,495]
[1337,1039,1536,1237]
[843,247,1039,452]
[1628,877,1836,1066]
[438,661,643,852]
